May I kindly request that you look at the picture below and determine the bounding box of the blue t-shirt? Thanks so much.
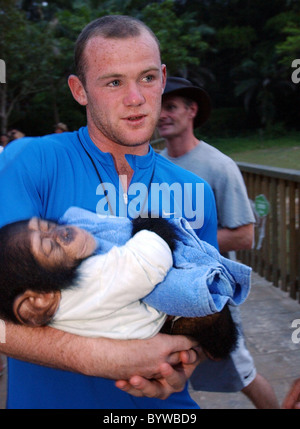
[0,127,218,409]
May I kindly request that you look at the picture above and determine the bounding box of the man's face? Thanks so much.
[73,31,166,150]
[158,95,196,139]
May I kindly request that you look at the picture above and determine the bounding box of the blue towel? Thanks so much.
[60,207,251,317]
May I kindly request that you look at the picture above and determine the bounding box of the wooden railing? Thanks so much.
[237,163,300,302]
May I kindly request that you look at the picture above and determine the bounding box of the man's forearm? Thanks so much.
[0,322,107,376]
[0,322,198,380]
[217,224,254,253]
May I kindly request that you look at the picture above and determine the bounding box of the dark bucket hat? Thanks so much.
[163,77,211,127]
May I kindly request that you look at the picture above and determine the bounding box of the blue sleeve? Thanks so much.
[0,139,44,227]
[193,181,219,250]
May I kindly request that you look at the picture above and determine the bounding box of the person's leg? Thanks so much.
[190,306,279,409]
[242,373,279,409]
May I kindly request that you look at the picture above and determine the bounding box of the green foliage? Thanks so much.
[141,0,209,74]
[276,24,300,65]
[232,51,296,128]
[214,133,300,170]
[0,3,55,132]
[200,107,248,139]
[216,25,257,52]
[1,0,300,136]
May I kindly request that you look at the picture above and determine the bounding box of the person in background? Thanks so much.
[0,355,5,377]
[158,76,279,409]
[0,134,9,152]
[7,129,25,142]
[54,122,69,133]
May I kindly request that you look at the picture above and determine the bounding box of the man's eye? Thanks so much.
[42,238,53,256]
[108,80,120,87]
[143,75,154,83]
[167,104,176,111]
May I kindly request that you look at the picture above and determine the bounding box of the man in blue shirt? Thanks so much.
[0,15,218,409]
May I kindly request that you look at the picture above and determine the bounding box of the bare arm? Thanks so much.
[282,378,300,409]
[217,223,254,253]
[0,322,200,394]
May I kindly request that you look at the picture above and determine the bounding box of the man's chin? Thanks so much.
[114,139,150,149]
[157,126,172,138]
[115,130,154,148]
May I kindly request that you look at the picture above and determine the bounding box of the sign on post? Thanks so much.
[254,194,270,250]
[255,194,270,217]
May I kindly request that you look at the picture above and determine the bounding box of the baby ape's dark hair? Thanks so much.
[161,305,239,360]
[131,217,179,252]
[0,220,79,324]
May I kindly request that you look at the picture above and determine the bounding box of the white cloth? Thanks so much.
[51,230,172,339]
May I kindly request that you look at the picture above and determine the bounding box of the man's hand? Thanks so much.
[1,323,204,401]
[115,343,204,399]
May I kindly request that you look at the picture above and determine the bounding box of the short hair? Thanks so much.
[0,220,78,323]
[74,15,161,85]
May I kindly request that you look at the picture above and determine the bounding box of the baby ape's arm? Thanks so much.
[131,218,238,361]
[161,306,239,361]
[131,217,179,252]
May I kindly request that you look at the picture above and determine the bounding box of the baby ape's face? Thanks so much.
[28,218,97,269]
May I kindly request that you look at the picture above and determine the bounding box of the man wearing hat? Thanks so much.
[54,122,69,133]
[158,77,279,409]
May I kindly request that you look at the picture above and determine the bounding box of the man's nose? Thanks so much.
[159,107,168,120]
[123,83,145,106]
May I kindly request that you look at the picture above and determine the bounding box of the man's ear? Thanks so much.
[68,74,88,106]
[13,291,56,327]
[189,101,198,121]
[161,64,167,94]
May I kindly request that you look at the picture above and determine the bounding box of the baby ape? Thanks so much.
[0,216,238,360]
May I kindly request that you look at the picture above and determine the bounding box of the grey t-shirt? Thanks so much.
[160,141,255,229]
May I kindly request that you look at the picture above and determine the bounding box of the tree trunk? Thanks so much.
[51,83,60,125]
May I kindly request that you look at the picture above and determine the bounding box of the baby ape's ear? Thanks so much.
[13,290,59,327]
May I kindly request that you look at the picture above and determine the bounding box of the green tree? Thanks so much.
[0,1,54,133]
[141,0,209,76]
[232,53,295,128]
[0,1,97,134]
[2,0,300,136]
